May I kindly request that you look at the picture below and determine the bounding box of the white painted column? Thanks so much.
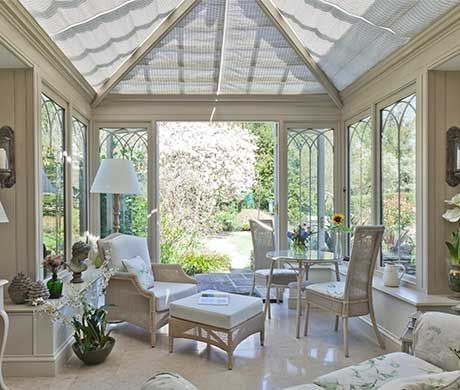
[0,280,9,390]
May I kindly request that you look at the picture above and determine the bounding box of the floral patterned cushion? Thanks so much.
[122,256,154,290]
[314,352,442,390]
[378,371,460,390]
[283,385,324,390]
[141,373,199,390]
[414,312,460,372]
[305,282,345,299]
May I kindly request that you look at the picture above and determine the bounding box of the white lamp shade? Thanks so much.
[90,159,141,195]
[0,200,8,223]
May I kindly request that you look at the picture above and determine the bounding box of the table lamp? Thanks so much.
[0,200,8,223]
[90,159,140,233]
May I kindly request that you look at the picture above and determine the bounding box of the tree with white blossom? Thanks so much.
[159,122,257,260]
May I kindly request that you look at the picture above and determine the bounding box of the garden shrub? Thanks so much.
[179,252,231,276]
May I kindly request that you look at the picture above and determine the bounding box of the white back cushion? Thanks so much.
[122,256,154,290]
[414,312,460,371]
[110,234,151,273]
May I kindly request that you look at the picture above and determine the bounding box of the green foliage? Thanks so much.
[179,252,231,276]
[244,123,275,210]
[72,304,113,354]
[446,230,460,265]
[215,209,238,232]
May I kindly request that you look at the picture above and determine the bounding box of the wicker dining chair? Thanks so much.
[303,225,385,357]
[249,219,297,319]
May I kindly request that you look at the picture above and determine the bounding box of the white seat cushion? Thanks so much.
[150,282,197,312]
[305,281,345,299]
[170,290,263,329]
[255,268,297,277]
[288,281,314,289]
[314,352,443,390]
[122,256,154,290]
[282,385,323,390]
[110,234,151,272]
[255,268,298,285]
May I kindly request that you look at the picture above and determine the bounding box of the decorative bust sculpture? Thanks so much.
[68,241,90,284]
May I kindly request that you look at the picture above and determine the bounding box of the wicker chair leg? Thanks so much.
[334,316,339,331]
[303,303,310,336]
[250,275,256,296]
[151,331,157,348]
[343,317,349,357]
[369,305,385,349]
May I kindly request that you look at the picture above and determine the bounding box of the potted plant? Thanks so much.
[442,194,460,294]
[71,303,115,365]
[329,213,352,260]
[287,224,314,253]
[43,254,63,299]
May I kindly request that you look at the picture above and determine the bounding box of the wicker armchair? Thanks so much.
[249,219,297,319]
[97,234,197,347]
[303,225,385,357]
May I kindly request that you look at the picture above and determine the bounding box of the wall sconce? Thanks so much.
[0,126,15,189]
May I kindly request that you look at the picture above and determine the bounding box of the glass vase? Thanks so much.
[334,231,343,261]
[47,273,63,299]
[291,242,306,254]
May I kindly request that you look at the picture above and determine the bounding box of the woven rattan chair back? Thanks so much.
[249,219,275,271]
[344,225,384,303]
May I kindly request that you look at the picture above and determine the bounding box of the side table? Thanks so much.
[0,280,8,390]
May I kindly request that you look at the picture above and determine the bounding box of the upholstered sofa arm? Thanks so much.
[109,272,154,298]
[413,311,460,371]
[151,264,197,284]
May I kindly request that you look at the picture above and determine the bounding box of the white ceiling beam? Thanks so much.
[92,0,201,108]
[256,0,343,109]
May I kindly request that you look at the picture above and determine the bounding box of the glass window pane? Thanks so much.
[348,117,372,226]
[381,94,416,275]
[71,117,88,243]
[99,128,148,238]
[287,128,334,251]
[41,94,66,276]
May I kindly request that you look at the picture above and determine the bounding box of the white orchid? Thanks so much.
[445,193,460,207]
[443,208,460,223]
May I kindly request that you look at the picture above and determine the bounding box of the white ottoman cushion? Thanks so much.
[150,282,198,312]
[170,290,263,329]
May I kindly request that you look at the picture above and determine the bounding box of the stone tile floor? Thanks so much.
[6,297,390,390]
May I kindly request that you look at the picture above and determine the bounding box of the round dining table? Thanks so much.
[265,250,341,338]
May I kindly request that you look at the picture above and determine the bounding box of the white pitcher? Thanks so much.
[383,263,405,287]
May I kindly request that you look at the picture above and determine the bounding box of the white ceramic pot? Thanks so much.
[383,263,405,287]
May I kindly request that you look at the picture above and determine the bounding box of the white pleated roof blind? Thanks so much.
[271,0,460,90]
[113,0,225,94]
[19,0,182,88]
[19,0,460,95]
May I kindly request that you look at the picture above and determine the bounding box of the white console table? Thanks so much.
[0,280,8,390]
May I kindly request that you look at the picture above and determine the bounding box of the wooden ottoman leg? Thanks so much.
[169,335,174,353]
[227,331,233,370]
[260,329,265,346]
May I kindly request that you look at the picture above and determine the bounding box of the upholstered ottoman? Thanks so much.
[169,290,264,369]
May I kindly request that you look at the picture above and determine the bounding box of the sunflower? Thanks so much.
[332,213,345,225]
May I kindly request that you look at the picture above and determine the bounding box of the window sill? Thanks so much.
[338,264,458,308]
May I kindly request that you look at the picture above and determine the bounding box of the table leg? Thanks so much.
[335,262,340,281]
[264,260,275,320]
[296,262,305,338]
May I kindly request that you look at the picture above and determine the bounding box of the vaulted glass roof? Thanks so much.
[19,0,460,98]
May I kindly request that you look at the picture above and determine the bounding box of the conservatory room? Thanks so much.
[3,0,460,389]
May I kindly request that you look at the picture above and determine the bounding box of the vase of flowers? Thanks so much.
[442,194,460,294]
[43,254,63,299]
[329,213,352,261]
[288,224,314,253]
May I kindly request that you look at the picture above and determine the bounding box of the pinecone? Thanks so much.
[8,272,33,304]
[27,281,50,305]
